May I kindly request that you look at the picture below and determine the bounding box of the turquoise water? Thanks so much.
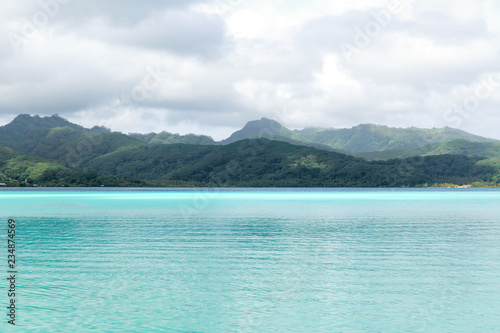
[0,188,499,332]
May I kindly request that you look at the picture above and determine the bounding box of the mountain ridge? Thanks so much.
[0,115,500,187]
[1,114,495,152]
[221,118,495,152]
[0,142,142,187]
[80,138,500,187]
[0,114,499,187]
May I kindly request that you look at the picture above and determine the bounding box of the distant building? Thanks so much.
[0,183,6,187]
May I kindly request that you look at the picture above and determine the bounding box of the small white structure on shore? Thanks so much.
[0,183,6,187]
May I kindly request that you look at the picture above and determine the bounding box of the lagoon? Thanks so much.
[1,188,499,332]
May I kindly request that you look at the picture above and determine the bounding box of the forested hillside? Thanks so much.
[0,114,498,187]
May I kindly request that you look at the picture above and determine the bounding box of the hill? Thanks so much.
[82,139,500,187]
[2,114,495,158]
[221,118,295,144]
[355,140,500,161]
[0,114,145,168]
[130,131,215,145]
[0,114,498,187]
[220,119,494,152]
[0,144,143,187]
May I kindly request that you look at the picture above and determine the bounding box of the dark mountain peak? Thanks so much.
[8,113,83,130]
[222,118,290,144]
[248,117,285,129]
[0,114,83,155]
[12,113,31,120]
[222,118,496,149]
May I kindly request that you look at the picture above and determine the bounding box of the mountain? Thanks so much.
[420,140,500,158]
[130,131,215,145]
[0,114,499,187]
[221,118,295,144]
[355,140,500,161]
[221,119,495,152]
[81,139,499,187]
[221,118,351,153]
[2,114,495,159]
[0,144,143,187]
[0,114,85,153]
[307,124,494,152]
[0,114,145,168]
[0,115,215,170]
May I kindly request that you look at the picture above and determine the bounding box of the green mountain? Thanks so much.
[0,114,84,152]
[82,139,499,187]
[421,140,500,158]
[0,114,498,187]
[304,124,493,152]
[0,114,145,168]
[221,119,494,152]
[221,118,295,144]
[355,140,500,160]
[3,115,494,159]
[355,140,500,182]
[0,144,143,187]
[130,131,215,145]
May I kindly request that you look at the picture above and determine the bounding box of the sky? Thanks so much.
[1,0,499,140]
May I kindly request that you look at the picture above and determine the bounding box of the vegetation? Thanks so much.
[0,144,144,187]
[355,139,500,161]
[81,139,499,187]
[130,131,215,145]
[221,118,494,152]
[0,114,145,167]
[0,114,499,187]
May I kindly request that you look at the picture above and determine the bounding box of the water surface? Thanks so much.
[1,188,499,332]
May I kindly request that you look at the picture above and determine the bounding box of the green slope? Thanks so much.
[0,114,84,153]
[423,140,500,158]
[130,131,215,145]
[83,139,500,187]
[221,118,494,152]
[253,134,350,153]
[0,144,143,187]
[0,114,146,168]
[221,118,296,144]
[355,140,500,161]
[1,115,498,187]
[305,124,494,152]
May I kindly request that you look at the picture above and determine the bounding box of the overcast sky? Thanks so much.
[1,0,499,140]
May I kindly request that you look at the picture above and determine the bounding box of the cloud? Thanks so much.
[62,9,228,57]
[0,0,500,141]
[44,0,204,26]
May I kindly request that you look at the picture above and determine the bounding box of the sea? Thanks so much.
[0,188,499,332]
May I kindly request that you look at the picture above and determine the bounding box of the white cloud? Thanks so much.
[0,0,500,140]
